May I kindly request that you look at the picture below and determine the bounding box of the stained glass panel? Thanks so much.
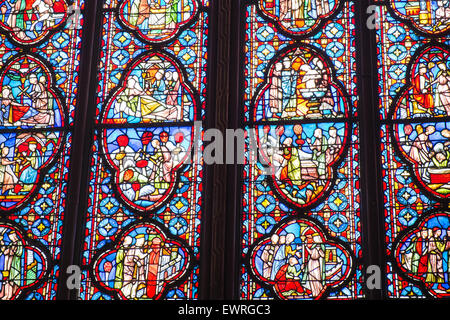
[3,0,450,302]
[78,0,207,300]
[377,2,450,298]
[241,1,364,300]
[0,0,83,300]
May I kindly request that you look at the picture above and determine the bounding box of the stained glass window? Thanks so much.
[1,0,450,302]
[77,0,208,300]
[377,1,450,298]
[240,0,363,300]
[0,0,83,299]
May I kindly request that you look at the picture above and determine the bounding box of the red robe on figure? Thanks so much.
[416,237,429,277]
[146,239,161,298]
[412,73,434,110]
[274,264,310,296]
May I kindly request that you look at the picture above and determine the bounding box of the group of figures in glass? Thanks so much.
[400,50,450,118]
[94,223,190,300]
[0,0,69,300]
[0,55,63,128]
[257,53,346,120]
[390,0,450,34]
[390,46,450,291]
[386,17,450,295]
[0,0,67,44]
[102,53,193,211]
[258,123,344,204]
[254,46,348,210]
[259,0,339,35]
[119,0,198,42]
[105,128,189,209]
[251,219,352,299]
[394,47,450,198]
[0,55,63,210]
[105,55,192,123]
[402,228,450,283]
[92,13,199,297]
[0,224,46,300]
[396,214,450,294]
